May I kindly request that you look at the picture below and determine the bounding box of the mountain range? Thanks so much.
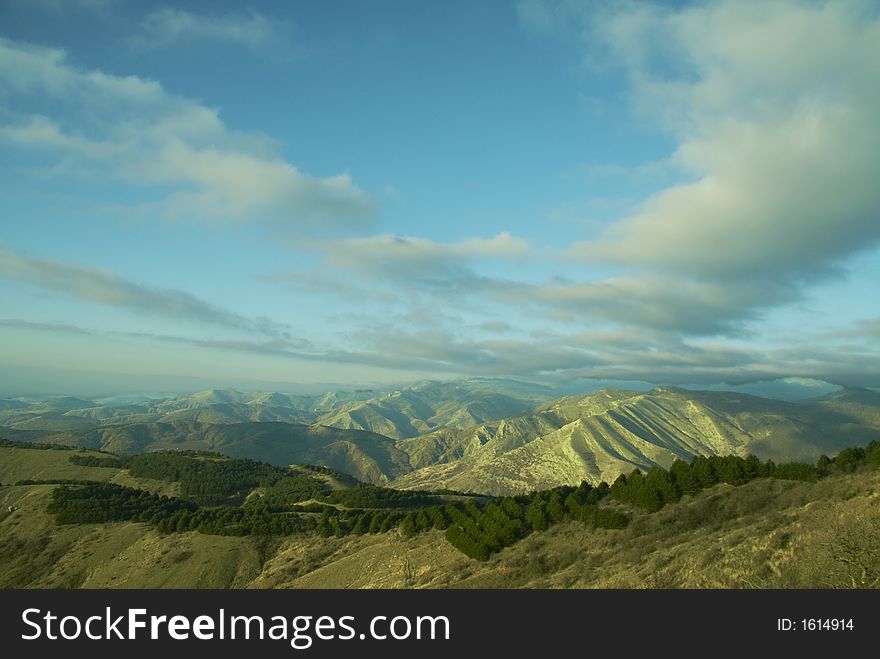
[3,380,878,495]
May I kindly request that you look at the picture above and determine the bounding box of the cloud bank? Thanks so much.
[0,247,293,339]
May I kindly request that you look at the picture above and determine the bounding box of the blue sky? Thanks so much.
[1,0,879,395]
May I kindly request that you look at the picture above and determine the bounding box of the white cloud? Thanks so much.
[132,8,282,51]
[504,274,794,335]
[511,0,880,341]
[560,0,880,280]
[0,37,375,232]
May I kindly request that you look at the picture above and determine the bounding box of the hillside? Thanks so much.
[1,442,877,589]
[392,388,879,495]
[7,422,410,485]
[317,379,554,439]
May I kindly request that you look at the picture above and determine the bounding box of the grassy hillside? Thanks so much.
[0,484,264,588]
[1,441,878,589]
[0,446,121,484]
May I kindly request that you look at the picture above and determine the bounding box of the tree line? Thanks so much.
[68,455,127,468]
[610,443,880,513]
[124,452,327,506]
[47,482,196,524]
[38,441,880,561]
[323,483,447,509]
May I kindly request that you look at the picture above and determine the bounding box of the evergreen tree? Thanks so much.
[399,513,417,538]
[669,459,700,495]
[525,501,549,532]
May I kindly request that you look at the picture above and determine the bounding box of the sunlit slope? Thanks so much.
[0,484,263,588]
[250,469,880,589]
[393,388,875,495]
[315,379,554,439]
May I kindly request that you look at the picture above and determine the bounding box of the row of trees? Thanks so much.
[313,508,407,538]
[323,483,445,509]
[126,453,292,505]
[47,482,316,536]
[438,483,630,560]
[818,441,880,473]
[1,438,79,451]
[154,503,310,536]
[608,446,880,513]
[47,482,196,524]
[68,455,126,468]
[125,452,338,507]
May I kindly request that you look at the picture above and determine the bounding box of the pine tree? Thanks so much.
[525,501,549,532]
[399,514,417,538]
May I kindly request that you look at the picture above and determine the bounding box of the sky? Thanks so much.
[1,0,879,395]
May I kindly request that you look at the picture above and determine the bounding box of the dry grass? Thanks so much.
[2,444,878,589]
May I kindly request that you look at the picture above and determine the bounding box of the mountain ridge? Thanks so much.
[5,385,879,495]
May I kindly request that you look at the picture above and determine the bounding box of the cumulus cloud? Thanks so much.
[0,247,292,338]
[266,1,877,348]
[0,37,375,232]
[260,1,880,384]
[586,0,880,276]
[132,8,282,50]
[519,0,880,333]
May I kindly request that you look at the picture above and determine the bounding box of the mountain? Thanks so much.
[316,379,554,439]
[0,387,369,431]
[391,387,879,495]
[0,379,553,437]
[5,385,880,496]
[687,377,843,402]
[14,421,410,485]
[814,387,880,428]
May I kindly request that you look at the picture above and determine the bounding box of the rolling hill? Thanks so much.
[2,442,878,589]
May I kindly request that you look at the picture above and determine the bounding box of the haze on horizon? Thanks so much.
[1,0,879,396]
